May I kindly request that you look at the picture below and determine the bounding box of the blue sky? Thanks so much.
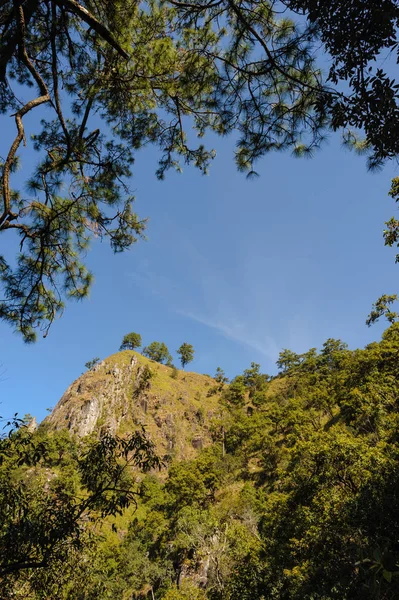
[1,116,398,423]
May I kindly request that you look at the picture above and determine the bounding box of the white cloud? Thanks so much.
[129,233,311,365]
[180,310,280,360]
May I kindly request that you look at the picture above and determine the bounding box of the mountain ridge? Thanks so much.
[44,351,224,462]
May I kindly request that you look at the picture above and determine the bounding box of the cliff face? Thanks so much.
[44,351,223,461]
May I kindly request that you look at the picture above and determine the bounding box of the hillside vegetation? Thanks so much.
[2,326,399,599]
[45,351,221,462]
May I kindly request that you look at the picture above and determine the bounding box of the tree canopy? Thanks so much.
[85,356,100,370]
[143,341,173,365]
[0,423,160,595]
[0,0,398,340]
[177,343,194,369]
[5,324,399,597]
[120,332,142,351]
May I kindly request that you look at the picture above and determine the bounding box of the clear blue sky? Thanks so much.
[1,115,398,423]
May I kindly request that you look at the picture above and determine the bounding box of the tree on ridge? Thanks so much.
[177,343,195,369]
[143,342,172,365]
[120,332,142,351]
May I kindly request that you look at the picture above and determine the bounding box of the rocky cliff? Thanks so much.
[44,351,223,462]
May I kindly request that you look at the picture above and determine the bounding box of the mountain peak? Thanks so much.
[44,351,223,462]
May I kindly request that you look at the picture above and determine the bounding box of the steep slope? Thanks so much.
[44,351,223,462]
[6,326,399,599]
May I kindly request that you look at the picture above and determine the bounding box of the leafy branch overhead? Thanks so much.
[0,425,160,583]
[366,294,399,327]
[1,0,399,340]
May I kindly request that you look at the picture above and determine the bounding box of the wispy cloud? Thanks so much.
[180,310,280,360]
[130,231,311,365]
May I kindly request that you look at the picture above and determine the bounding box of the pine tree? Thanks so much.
[120,332,142,351]
[143,342,172,365]
[1,0,398,340]
[177,343,195,369]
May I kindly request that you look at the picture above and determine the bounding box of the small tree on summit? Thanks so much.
[177,343,195,369]
[276,349,302,375]
[120,332,142,351]
[85,357,100,371]
[143,342,172,365]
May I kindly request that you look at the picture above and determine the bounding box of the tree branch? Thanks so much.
[0,2,50,227]
[227,0,324,95]
[0,0,38,82]
[0,559,47,576]
[50,0,71,152]
[168,0,223,9]
[55,0,130,59]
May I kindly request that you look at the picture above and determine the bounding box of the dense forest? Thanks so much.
[1,324,399,598]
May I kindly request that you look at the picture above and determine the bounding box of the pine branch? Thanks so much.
[55,0,130,59]
[0,1,50,228]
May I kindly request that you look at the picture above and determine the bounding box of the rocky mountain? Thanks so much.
[5,327,399,599]
[44,351,223,462]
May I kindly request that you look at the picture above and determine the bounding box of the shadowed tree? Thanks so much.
[288,0,399,169]
[0,424,160,593]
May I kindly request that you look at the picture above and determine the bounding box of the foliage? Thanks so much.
[170,365,179,379]
[0,425,160,596]
[366,294,399,326]
[227,324,399,600]
[134,364,155,397]
[120,332,142,351]
[85,357,100,370]
[176,343,195,369]
[5,325,399,598]
[276,348,302,374]
[222,375,247,407]
[383,178,399,262]
[162,581,208,599]
[214,367,229,385]
[242,362,269,405]
[289,0,399,170]
[143,342,173,365]
[1,0,399,340]
[206,367,229,397]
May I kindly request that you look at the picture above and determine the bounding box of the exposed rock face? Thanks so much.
[44,351,222,461]
[70,397,102,437]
